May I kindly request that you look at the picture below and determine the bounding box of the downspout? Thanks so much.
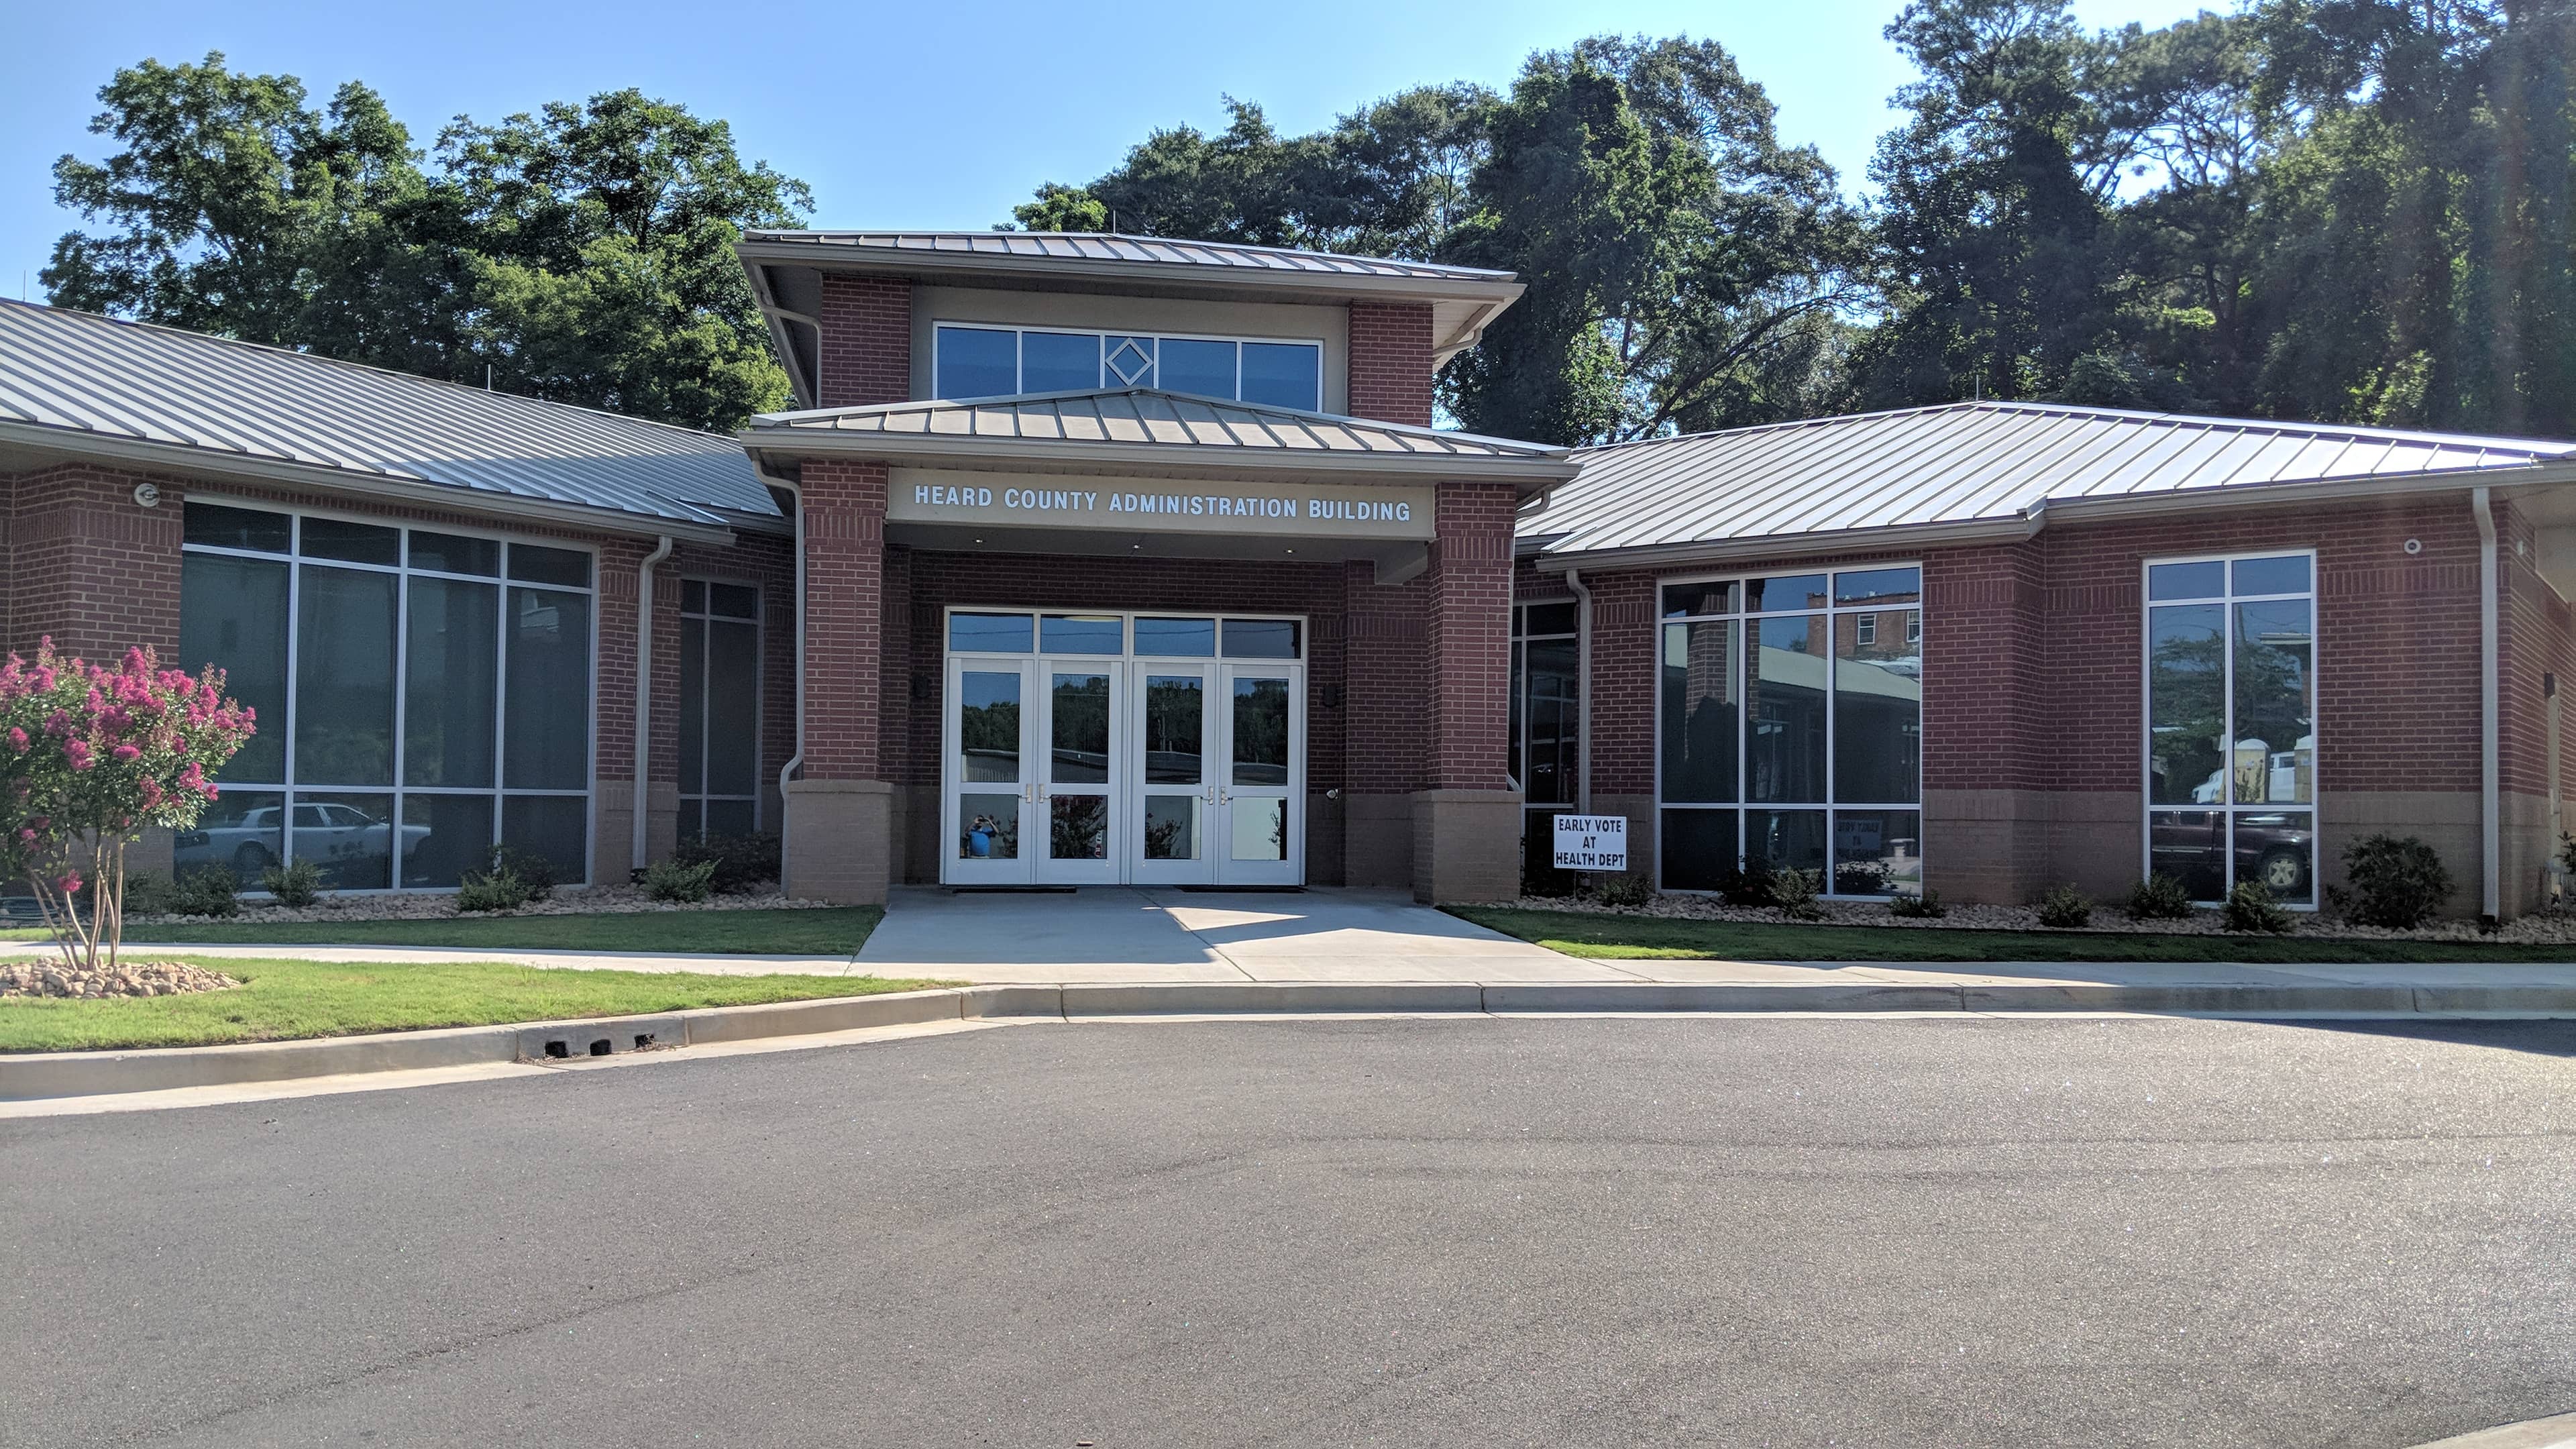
[2475,487,2501,926]
[757,464,807,851]
[1565,567,1594,813]
[633,535,676,874]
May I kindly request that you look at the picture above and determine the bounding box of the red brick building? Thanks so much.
[9,231,2576,920]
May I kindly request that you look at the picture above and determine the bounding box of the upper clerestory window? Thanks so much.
[933,325,1322,410]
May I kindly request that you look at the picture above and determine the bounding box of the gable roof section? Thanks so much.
[743,229,1513,285]
[0,300,776,537]
[744,388,1577,483]
[1527,400,2576,563]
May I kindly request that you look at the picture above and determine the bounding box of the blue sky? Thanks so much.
[0,0,2213,301]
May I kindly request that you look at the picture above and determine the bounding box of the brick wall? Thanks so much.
[818,276,912,409]
[2,463,186,660]
[1347,301,1435,429]
[1426,482,1517,789]
[801,458,888,780]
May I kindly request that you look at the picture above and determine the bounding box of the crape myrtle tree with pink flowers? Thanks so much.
[0,638,256,973]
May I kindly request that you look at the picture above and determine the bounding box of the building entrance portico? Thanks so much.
[941,608,1305,887]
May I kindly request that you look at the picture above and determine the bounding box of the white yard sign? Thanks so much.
[1552,814,1628,872]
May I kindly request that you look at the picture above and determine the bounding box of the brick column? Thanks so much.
[818,277,912,410]
[1411,480,1521,901]
[3,464,183,659]
[1347,301,1435,427]
[782,456,894,903]
[1339,561,1429,886]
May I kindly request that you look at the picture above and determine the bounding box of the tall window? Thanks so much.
[177,500,596,890]
[933,324,1324,410]
[1657,568,1923,896]
[678,580,762,840]
[2145,552,2316,905]
[1510,601,1582,888]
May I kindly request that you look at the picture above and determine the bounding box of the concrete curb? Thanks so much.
[9,979,2576,1101]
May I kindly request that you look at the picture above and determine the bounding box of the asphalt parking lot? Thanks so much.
[7,1014,2574,1448]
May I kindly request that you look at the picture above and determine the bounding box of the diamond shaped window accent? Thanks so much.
[1107,337,1154,386]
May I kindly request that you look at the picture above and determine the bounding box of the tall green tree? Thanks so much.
[43,54,810,432]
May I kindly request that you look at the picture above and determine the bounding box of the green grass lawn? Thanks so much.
[0,906,883,955]
[0,955,948,1053]
[1452,906,2576,965]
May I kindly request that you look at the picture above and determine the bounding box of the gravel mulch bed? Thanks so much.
[129,883,837,927]
[1,958,241,999]
[1499,892,2576,946]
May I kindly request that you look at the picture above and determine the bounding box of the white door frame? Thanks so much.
[942,655,1036,885]
[1215,661,1304,887]
[1129,663,1218,885]
[1034,659,1124,885]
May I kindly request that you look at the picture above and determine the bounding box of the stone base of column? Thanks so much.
[1409,788,1523,904]
[782,779,896,905]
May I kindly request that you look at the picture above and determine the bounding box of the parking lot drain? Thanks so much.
[543,1040,569,1059]
[588,1039,610,1056]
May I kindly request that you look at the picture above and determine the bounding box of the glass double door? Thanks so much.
[944,656,1300,886]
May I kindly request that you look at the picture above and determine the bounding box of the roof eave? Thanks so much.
[0,420,739,545]
[734,237,1527,308]
[739,425,1580,489]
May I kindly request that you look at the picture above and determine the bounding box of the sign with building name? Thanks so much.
[887,468,1436,541]
[1552,814,1628,872]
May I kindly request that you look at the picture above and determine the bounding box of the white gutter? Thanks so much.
[1565,567,1594,813]
[2475,486,2502,925]
[633,535,676,873]
[756,465,808,838]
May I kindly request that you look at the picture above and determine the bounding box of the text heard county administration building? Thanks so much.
[7,229,2576,919]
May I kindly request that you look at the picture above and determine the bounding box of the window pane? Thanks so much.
[678,616,705,796]
[400,793,492,889]
[409,530,500,576]
[1662,582,1735,619]
[2235,811,2314,902]
[1105,334,1155,386]
[299,517,400,566]
[1834,610,1921,804]
[1144,795,1199,859]
[184,502,291,553]
[405,576,498,788]
[705,619,759,796]
[949,612,1034,652]
[1134,616,1216,657]
[703,798,757,839]
[2149,810,2227,901]
[507,543,591,588]
[1240,341,1321,410]
[1746,615,1827,803]
[1040,614,1122,654]
[1659,808,1739,891]
[1834,568,1921,606]
[2233,555,2310,596]
[500,794,588,884]
[1508,639,1523,790]
[682,580,708,614]
[2231,600,2313,804]
[958,794,1019,859]
[2148,561,2225,601]
[1524,637,1579,806]
[1222,619,1300,659]
[1746,574,1828,612]
[175,790,282,880]
[1833,809,1921,896]
[1232,677,1291,786]
[936,325,1019,398]
[1521,601,1578,636]
[708,582,759,620]
[1660,621,1737,803]
[1159,338,1237,399]
[292,791,394,890]
[959,671,1022,782]
[504,586,592,790]
[1049,795,1108,859]
[179,552,288,784]
[1230,797,1287,861]
[296,564,397,785]
[1049,672,1110,784]
[1143,675,1204,784]
[2147,604,2226,806]
[1021,331,1101,392]
[1746,808,1828,875]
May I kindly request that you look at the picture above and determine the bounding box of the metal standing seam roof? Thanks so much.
[747,388,1572,466]
[1527,400,2576,558]
[0,300,778,529]
[741,230,1517,285]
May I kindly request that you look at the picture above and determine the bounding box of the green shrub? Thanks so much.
[2222,879,2295,933]
[2127,873,2195,920]
[1832,860,1890,896]
[2036,883,2094,928]
[643,857,720,904]
[672,832,782,894]
[1768,867,1825,921]
[170,865,241,918]
[1597,873,1654,908]
[1714,858,1777,909]
[119,871,178,917]
[455,866,535,914]
[2339,834,2453,929]
[1888,888,1946,918]
[259,857,327,909]
[485,844,556,902]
